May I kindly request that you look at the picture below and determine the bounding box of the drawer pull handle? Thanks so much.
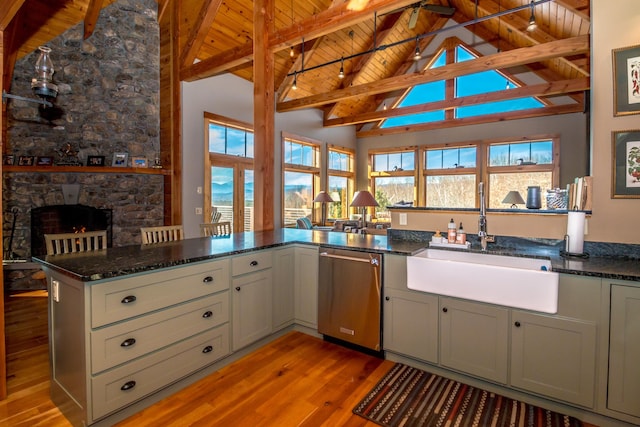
[235,286,241,291]
[203,276,214,283]
[202,345,213,353]
[514,321,521,327]
[202,310,213,318]
[121,295,137,304]
[120,338,136,347]
[250,260,259,266]
[121,381,136,391]
[442,307,448,313]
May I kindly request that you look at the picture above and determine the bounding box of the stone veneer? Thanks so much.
[2,0,162,259]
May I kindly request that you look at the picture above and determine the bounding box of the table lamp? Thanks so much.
[350,190,379,229]
[313,191,334,226]
[502,190,525,208]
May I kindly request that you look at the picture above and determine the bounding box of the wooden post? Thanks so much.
[253,0,275,231]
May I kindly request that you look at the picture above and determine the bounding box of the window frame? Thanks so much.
[281,132,322,227]
[327,144,355,221]
[369,146,419,218]
[204,112,255,232]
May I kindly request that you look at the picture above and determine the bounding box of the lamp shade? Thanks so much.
[350,190,379,207]
[313,191,334,203]
[502,190,525,208]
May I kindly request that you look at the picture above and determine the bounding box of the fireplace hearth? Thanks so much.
[31,205,113,256]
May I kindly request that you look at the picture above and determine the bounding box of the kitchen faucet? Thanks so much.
[478,182,494,251]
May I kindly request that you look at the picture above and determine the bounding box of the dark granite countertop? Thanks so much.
[32,228,428,282]
[33,228,640,283]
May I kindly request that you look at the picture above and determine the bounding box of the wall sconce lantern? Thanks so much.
[2,46,58,108]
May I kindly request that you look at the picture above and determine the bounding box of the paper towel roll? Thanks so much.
[566,211,585,254]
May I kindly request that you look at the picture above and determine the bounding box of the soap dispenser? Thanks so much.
[456,222,466,244]
[447,218,457,243]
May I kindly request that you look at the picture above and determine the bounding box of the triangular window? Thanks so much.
[381,43,543,128]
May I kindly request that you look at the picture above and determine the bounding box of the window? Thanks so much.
[486,138,558,208]
[204,113,254,232]
[423,145,478,208]
[327,146,355,220]
[370,149,417,220]
[418,136,559,209]
[282,133,321,227]
[381,39,543,129]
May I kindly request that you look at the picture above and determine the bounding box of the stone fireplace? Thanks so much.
[30,204,113,256]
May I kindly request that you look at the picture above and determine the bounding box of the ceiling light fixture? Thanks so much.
[338,57,345,78]
[413,37,421,61]
[290,46,294,58]
[2,45,58,108]
[292,71,298,90]
[527,1,537,31]
[286,0,551,80]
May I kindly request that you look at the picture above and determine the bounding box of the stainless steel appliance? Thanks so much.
[318,247,382,352]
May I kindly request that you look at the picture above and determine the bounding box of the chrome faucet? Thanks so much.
[478,182,494,251]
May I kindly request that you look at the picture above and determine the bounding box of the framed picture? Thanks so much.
[613,44,640,116]
[131,156,148,168]
[36,156,53,166]
[112,152,128,167]
[612,130,640,198]
[87,155,106,167]
[18,156,35,166]
[3,155,14,166]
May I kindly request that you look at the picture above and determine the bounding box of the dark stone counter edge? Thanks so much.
[33,229,640,284]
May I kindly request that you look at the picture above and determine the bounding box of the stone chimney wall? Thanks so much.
[2,0,163,259]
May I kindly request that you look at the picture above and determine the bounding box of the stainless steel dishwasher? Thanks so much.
[318,246,382,352]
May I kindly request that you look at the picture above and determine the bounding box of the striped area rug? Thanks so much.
[353,363,583,427]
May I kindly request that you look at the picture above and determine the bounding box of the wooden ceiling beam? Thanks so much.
[157,0,170,23]
[0,0,24,31]
[277,34,589,112]
[356,103,584,138]
[179,0,222,68]
[324,77,589,127]
[180,0,418,81]
[83,0,104,39]
[553,0,591,22]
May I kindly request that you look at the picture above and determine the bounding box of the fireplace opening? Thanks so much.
[31,205,113,256]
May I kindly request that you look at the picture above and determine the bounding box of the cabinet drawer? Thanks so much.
[91,259,229,328]
[91,292,229,374]
[91,324,230,421]
[231,251,272,276]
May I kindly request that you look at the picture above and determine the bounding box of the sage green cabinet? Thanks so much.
[231,251,273,351]
[294,245,318,329]
[510,274,599,408]
[440,297,509,384]
[608,284,640,418]
[383,253,438,363]
[272,246,295,330]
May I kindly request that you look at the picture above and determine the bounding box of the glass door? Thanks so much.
[211,165,253,232]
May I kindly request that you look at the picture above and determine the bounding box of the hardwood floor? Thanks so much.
[2,292,601,427]
[1,291,390,426]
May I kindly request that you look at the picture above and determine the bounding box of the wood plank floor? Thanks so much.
[2,292,600,427]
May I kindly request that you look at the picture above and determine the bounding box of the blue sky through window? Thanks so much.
[381,43,543,128]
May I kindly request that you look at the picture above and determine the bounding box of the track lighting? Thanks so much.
[413,40,421,61]
[383,102,387,110]
[527,1,537,31]
[290,46,294,58]
[292,72,298,90]
[338,57,345,78]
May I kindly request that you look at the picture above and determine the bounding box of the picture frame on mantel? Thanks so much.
[612,44,640,116]
[112,152,128,167]
[612,129,640,199]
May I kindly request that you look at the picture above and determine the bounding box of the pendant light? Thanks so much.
[413,37,421,61]
[338,57,345,78]
[292,71,297,90]
[527,1,537,31]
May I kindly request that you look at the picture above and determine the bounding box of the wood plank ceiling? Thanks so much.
[2,0,590,135]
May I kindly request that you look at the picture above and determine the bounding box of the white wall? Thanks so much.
[181,73,356,237]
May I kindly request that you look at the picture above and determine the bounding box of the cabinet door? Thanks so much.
[511,310,596,407]
[232,270,272,351]
[608,285,640,418]
[440,297,509,384]
[384,288,438,363]
[272,247,295,330]
[294,245,318,328]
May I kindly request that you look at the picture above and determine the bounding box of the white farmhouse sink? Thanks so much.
[406,249,559,313]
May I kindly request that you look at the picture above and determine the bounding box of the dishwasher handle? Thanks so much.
[319,251,379,265]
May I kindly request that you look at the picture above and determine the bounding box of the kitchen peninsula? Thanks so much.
[35,229,640,427]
